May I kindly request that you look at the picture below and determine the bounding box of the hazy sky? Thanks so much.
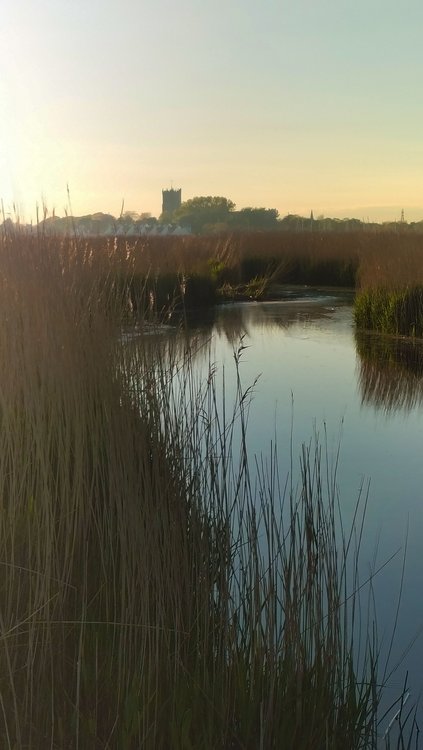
[1,0,423,221]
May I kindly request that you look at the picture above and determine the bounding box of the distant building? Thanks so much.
[162,188,181,215]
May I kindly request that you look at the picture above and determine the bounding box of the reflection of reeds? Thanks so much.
[0,230,415,747]
[356,330,423,411]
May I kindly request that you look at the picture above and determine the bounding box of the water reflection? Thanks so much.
[128,291,423,419]
[356,330,423,412]
[183,289,354,342]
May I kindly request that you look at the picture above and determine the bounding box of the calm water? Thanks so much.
[182,290,423,718]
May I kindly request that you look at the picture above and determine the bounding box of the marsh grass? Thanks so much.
[354,287,423,338]
[0,230,416,747]
[64,230,362,313]
[353,233,423,337]
[32,228,423,319]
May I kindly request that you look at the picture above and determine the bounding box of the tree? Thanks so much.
[230,207,279,230]
[121,211,140,221]
[172,196,236,233]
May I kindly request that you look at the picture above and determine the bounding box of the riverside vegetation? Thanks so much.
[15,225,422,337]
[0,227,419,748]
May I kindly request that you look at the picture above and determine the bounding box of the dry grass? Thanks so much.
[12,225,423,309]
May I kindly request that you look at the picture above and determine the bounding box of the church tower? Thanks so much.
[162,188,182,216]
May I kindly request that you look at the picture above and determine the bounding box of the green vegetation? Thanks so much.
[170,195,236,232]
[170,197,280,233]
[352,233,423,336]
[0,230,415,747]
[355,287,423,337]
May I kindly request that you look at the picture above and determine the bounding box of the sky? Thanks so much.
[1,0,423,222]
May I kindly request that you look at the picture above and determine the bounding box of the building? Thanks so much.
[162,188,181,216]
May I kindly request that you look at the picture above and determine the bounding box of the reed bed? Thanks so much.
[352,232,423,337]
[46,229,361,311]
[0,230,416,748]
[355,286,423,337]
[23,225,423,313]
[75,229,423,322]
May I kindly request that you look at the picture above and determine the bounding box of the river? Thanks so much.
[177,289,423,722]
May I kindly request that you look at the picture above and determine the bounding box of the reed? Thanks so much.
[57,230,362,311]
[0,230,415,748]
[25,228,423,313]
[354,287,423,337]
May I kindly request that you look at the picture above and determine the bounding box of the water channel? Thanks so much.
[178,288,423,722]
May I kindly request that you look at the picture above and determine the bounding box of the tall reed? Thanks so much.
[355,286,423,337]
[0,231,415,748]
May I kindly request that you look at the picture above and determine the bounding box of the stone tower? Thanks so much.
[162,188,181,216]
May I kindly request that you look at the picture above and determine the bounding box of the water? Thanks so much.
[181,289,423,719]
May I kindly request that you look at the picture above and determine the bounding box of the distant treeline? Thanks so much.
[3,196,423,237]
